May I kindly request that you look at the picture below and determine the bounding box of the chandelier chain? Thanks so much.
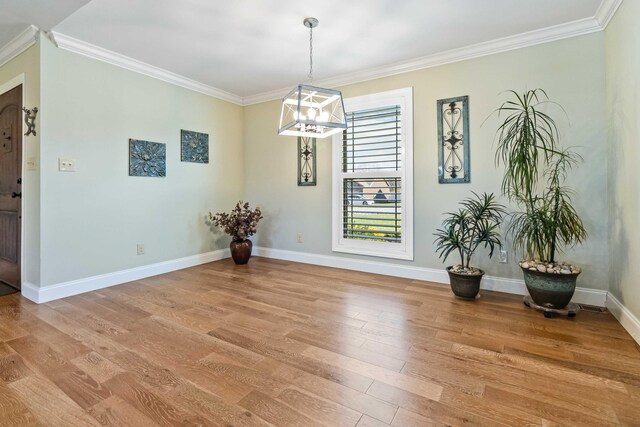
[308,25,313,82]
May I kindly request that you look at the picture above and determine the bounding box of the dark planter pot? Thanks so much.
[447,266,484,300]
[521,266,580,309]
[230,239,252,265]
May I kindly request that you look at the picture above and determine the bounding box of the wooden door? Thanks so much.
[0,86,22,289]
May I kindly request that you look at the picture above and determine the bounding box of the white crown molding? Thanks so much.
[47,31,244,106]
[243,16,603,105]
[243,87,290,106]
[0,25,39,69]
[594,0,624,28]
[21,248,230,303]
[45,0,619,107]
[253,246,607,307]
[606,292,640,345]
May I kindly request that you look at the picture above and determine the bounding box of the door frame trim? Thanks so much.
[0,74,27,290]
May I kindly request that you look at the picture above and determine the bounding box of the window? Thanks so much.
[332,88,413,260]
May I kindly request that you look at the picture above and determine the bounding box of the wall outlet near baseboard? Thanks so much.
[296,233,304,243]
[137,244,145,255]
[499,249,508,263]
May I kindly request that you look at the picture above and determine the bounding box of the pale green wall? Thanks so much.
[0,29,613,294]
[244,33,609,290]
[39,36,244,286]
[606,0,640,316]
[0,43,40,287]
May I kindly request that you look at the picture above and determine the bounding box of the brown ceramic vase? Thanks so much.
[230,239,252,265]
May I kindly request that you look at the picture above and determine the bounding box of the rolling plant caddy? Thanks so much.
[491,89,587,311]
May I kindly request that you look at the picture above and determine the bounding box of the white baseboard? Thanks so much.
[571,287,610,308]
[21,281,40,303]
[254,246,607,307]
[20,244,609,310]
[606,293,640,344]
[21,249,230,304]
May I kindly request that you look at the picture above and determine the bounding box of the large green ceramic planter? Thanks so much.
[521,266,580,309]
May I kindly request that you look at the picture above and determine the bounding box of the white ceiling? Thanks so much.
[0,0,90,46]
[2,0,613,100]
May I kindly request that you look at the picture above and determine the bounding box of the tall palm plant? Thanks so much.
[492,89,587,263]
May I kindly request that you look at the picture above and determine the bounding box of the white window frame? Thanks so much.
[332,87,414,260]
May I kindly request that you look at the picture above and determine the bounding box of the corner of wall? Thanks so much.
[603,0,640,339]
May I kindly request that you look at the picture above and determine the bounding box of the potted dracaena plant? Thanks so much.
[208,201,263,264]
[434,192,506,299]
[491,89,587,309]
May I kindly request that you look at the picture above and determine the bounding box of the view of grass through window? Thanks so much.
[342,104,403,243]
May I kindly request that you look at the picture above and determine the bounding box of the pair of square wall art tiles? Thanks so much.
[129,129,208,177]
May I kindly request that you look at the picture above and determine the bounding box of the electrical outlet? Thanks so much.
[58,158,76,172]
[499,249,508,264]
[137,244,145,255]
[297,233,304,243]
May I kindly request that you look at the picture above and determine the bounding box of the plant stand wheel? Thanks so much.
[523,295,579,318]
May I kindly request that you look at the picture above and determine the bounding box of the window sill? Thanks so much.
[331,245,414,261]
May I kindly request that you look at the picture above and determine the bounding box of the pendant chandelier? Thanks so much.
[278,17,347,138]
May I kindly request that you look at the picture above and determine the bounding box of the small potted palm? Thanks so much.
[434,192,506,299]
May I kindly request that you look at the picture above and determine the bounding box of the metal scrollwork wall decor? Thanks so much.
[297,136,316,186]
[437,96,470,183]
[22,107,38,136]
[129,139,166,177]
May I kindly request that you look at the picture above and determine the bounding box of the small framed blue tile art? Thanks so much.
[181,129,209,163]
[129,139,166,177]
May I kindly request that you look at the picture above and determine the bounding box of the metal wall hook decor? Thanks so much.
[437,96,470,183]
[22,107,38,136]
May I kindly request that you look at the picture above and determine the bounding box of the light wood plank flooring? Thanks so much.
[0,257,639,426]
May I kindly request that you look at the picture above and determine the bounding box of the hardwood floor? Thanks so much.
[0,257,639,426]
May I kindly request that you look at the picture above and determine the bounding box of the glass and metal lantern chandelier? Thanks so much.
[278,17,347,138]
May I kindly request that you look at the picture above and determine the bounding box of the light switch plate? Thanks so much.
[26,157,37,171]
[58,158,76,172]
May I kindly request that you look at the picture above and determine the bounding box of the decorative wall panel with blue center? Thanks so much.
[181,130,209,163]
[437,96,470,183]
[129,139,166,177]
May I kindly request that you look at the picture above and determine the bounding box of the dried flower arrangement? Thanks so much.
[208,201,263,242]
